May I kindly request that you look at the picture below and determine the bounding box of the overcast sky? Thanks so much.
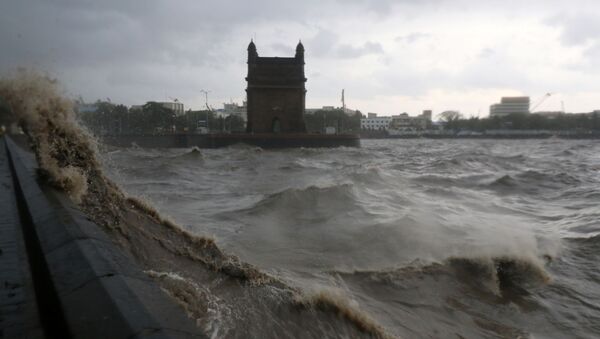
[2,0,600,116]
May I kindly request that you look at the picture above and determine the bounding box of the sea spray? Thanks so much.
[0,70,123,223]
[144,269,229,334]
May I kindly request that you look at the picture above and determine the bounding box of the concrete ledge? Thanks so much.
[4,136,205,339]
[0,138,44,338]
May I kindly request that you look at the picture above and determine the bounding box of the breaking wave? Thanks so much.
[332,254,551,300]
[294,289,394,339]
[241,184,358,215]
[487,170,581,192]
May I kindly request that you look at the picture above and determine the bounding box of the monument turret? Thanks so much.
[245,40,307,133]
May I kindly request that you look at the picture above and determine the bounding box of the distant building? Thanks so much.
[361,113,393,130]
[160,101,185,115]
[221,101,247,120]
[490,97,530,117]
[245,40,307,133]
[422,110,433,121]
[361,110,433,131]
[390,110,432,130]
[131,101,185,115]
[390,113,411,129]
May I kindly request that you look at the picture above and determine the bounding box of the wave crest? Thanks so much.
[294,290,394,339]
[242,184,357,215]
[334,255,550,298]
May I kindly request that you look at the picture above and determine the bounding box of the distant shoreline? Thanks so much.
[361,133,600,140]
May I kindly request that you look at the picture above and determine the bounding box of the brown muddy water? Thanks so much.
[103,139,600,338]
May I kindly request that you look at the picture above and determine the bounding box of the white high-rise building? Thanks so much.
[490,97,530,117]
[160,102,185,115]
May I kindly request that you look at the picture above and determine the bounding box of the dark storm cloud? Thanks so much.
[0,0,440,70]
[0,0,333,70]
[0,0,342,103]
[2,0,600,113]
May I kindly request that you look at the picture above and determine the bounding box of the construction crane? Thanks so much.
[199,89,212,111]
[531,92,553,112]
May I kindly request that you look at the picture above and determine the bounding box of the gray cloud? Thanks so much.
[395,32,431,44]
[544,10,600,75]
[270,43,294,56]
[336,42,384,59]
[341,0,442,16]
[307,29,339,57]
[545,12,600,46]
[478,48,495,59]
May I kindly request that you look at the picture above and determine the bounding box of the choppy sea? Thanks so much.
[103,139,600,338]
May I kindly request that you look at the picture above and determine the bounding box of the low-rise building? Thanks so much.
[220,101,247,120]
[361,113,393,130]
[390,110,432,130]
[362,110,433,131]
[390,113,412,129]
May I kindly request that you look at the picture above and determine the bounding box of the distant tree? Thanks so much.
[142,102,176,133]
[437,110,462,122]
[225,114,245,132]
[437,111,462,130]
[592,112,600,130]
[429,110,600,133]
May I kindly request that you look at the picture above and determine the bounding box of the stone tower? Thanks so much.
[245,40,307,133]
